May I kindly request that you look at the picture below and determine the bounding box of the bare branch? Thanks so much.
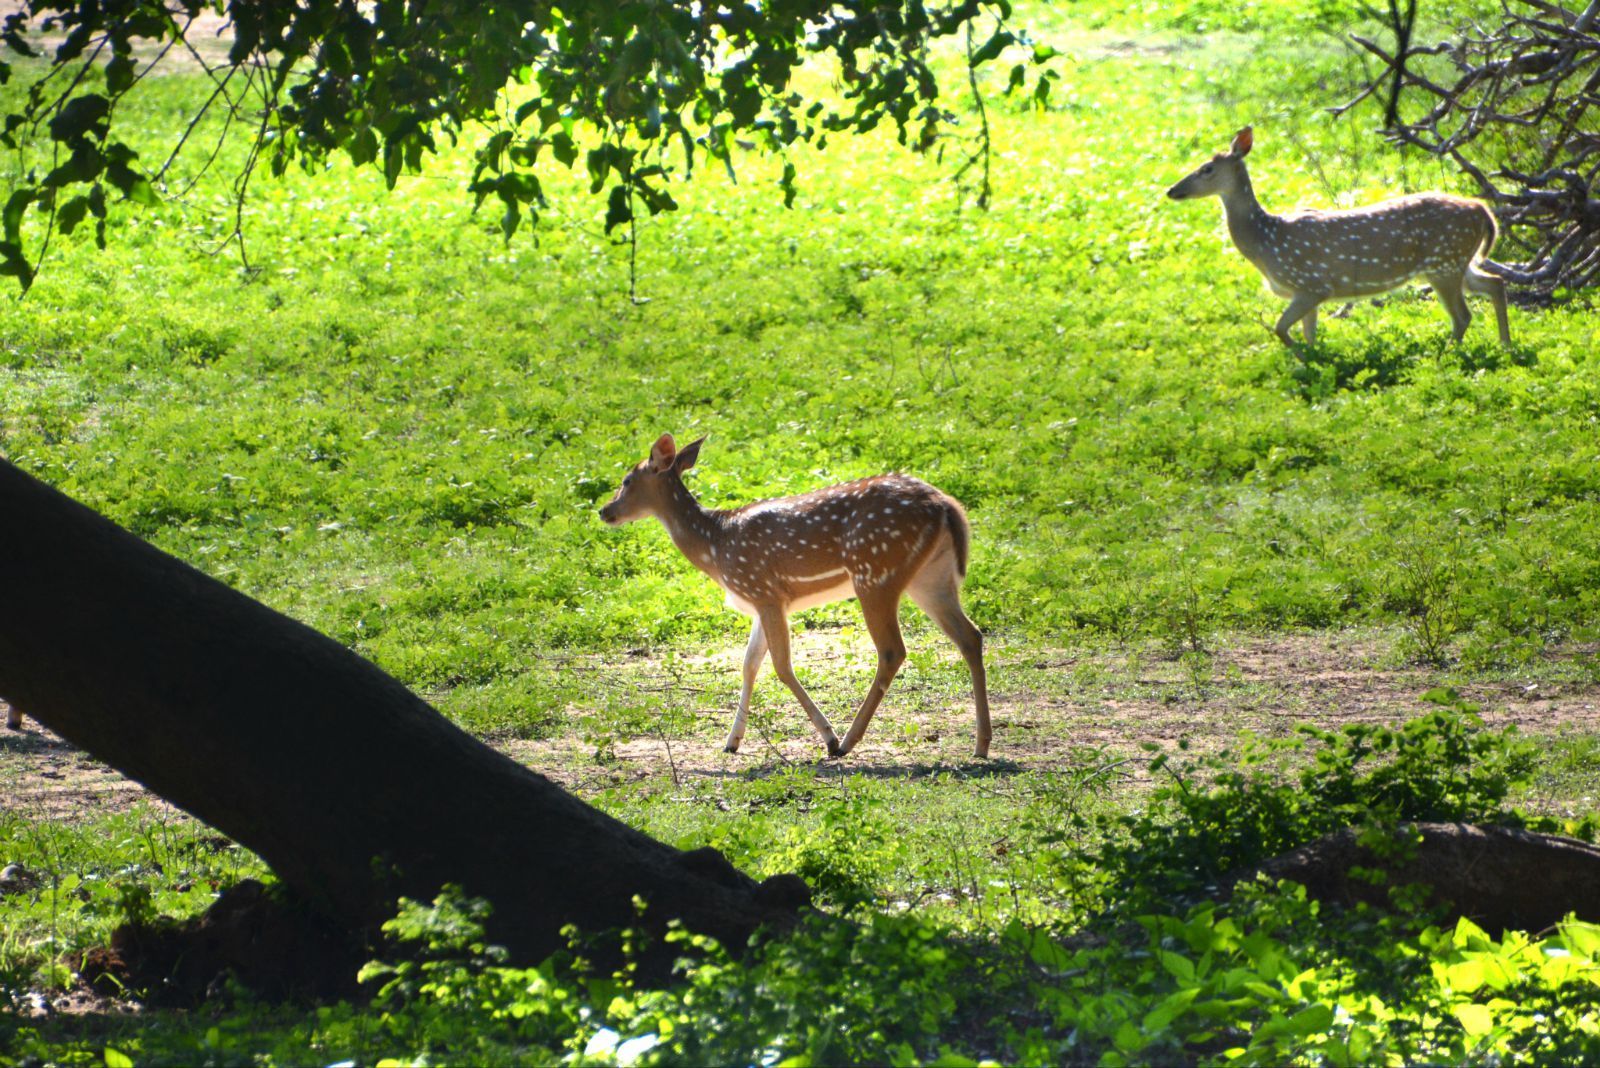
[1339,0,1600,295]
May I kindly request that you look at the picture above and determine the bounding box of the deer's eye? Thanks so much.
[623,474,635,487]
[1202,164,1214,174]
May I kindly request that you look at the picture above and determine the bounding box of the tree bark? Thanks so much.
[0,460,806,977]
[1249,822,1600,933]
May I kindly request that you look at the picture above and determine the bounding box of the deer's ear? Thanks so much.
[648,433,677,472]
[1230,126,1254,157]
[674,435,706,473]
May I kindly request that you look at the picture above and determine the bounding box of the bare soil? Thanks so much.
[6,633,1597,821]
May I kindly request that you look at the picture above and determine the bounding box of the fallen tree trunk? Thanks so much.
[0,460,807,992]
[1250,822,1600,933]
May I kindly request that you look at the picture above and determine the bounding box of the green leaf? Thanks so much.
[382,142,403,189]
[926,1055,980,1068]
[780,161,797,208]
[1143,986,1201,1033]
[89,183,107,249]
[969,30,1013,66]
[106,53,136,94]
[1112,1019,1146,1053]
[604,184,632,234]
[1158,950,1195,983]
[49,94,111,142]
[1453,1001,1494,1036]
[1557,921,1600,958]
[1444,958,1486,993]
[349,128,379,166]
[45,141,103,187]
[551,132,577,168]
[104,1049,134,1068]
[57,194,90,235]
[1256,1002,1334,1041]
[3,188,34,246]
[124,176,159,207]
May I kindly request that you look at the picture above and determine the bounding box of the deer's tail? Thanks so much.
[944,498,971,579]
[1470,200,1522,280]
[1475,201,1500,263]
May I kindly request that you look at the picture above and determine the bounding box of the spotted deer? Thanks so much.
[1167,127,1510,346]
[599,434,990,759]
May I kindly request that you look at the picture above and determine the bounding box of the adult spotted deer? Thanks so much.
[1167,127,1510,346]
[599,434,990,759]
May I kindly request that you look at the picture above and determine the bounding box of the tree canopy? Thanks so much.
[0,0,1057,289]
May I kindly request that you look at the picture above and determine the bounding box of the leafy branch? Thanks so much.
[0,0,1061,292]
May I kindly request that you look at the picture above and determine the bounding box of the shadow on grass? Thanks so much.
[1286,331,1538,401]
[1286,334,1427,399]
[1455,341,1540,375]
[712,754,1032,786]
[0,726,78,756]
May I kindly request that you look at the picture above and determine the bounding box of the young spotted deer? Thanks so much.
[1167,127,1510,347]
[599,434,990,759]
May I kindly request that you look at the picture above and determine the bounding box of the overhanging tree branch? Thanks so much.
[0,0,1061,291]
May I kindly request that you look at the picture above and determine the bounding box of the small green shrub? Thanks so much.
[1081,695,1541,916]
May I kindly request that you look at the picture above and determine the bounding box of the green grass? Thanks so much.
[3,0,1600,1061]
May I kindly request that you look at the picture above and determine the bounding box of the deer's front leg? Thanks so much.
[759,608,841,757]
[836,589,907,757]
[724,620,768,753]
[1275,293,1322,347]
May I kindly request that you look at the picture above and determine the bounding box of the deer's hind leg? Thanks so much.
[1430,273,1472,342]
[906,550,991,758]
[835,586,907,757]
[1465,264,1511,345]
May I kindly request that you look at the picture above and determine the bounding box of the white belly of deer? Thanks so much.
[788,572,857,613]
[721,569,856,616]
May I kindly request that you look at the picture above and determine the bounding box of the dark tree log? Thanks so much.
[1250,822,1600,932]
[0,460,807,982]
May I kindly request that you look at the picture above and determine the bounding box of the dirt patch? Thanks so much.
[5,633,1599,817]
[1,726,182,821]
[502,633,1600,792]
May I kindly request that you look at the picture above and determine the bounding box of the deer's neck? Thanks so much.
[655,481,726,576]
[1219,174,1276,260]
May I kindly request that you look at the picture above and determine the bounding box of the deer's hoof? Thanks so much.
[826,738,844,759]
[723,740,741,754]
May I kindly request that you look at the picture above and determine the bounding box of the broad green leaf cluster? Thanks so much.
[0,0,1059,285]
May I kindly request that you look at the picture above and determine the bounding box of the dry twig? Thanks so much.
[1340,0,1600,296]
